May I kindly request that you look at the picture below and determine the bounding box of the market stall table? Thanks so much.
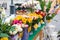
[28,24,45,40]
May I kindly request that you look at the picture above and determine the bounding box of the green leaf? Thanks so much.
[41,1,46,11]
[38,0,46,11]
[0,33,9,37]
[37,18,41,23]
[46,1,52,13]
[10,26,15,31]
[46,13,56,20]
[0,18,2,25]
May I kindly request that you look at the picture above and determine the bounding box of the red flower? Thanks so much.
[35,10,46,17]
[40,11,46,17]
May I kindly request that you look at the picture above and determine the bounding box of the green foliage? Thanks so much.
[38,0,46,11]
[0,19,15,37]
[46,1,52,13]
[26,18,41,27]
[9,26,15,31]
[46,13,56,20]
[0,33,9,37]
[32,18,41,26]
[38,0,52,13]
[26,21,32,26]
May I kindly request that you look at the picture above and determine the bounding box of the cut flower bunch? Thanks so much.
[0,10,45,40]
[13,12,44,30]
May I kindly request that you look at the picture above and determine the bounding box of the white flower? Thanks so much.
[12,31,18,35]
[12,24,23,32]
[1,7,6,18]
[18,28,23,32]
[9,30,18,35]
[5,18,10,24]
[4,14,15,23]
[22,24,25,28]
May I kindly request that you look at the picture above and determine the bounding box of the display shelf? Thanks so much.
[28,24,45,40]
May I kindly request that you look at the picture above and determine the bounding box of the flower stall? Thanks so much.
[0,0,58,40]
[0,9,45,40]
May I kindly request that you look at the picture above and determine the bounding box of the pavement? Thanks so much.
[49,10,60,32]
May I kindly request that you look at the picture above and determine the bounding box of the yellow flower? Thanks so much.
[34,24,38,29]
[28,26,31,32]
[22,17,27,24]
[38,15,43,19]
[27,17,32,23]
[40,20,43,24]
[18,32,23,38]
[0,37,8,40]
[15,15,22,20]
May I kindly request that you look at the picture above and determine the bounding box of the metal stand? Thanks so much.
[10,0,15,14]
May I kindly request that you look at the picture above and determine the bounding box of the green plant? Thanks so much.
[38,0,46,11]
[46,13,56,20]
[0,18,15,37]
[38,0,52,13]
[46,1,52,13]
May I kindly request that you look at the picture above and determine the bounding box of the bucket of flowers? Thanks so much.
[0,15,23,40]
[0,18,19,40]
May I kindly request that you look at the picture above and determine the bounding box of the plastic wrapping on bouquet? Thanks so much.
[10,34,18,40]
[21,28,29,40]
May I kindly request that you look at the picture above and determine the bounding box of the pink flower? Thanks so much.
[19,20,22,24]
[12,20,19,25]
[25,24,29,28]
